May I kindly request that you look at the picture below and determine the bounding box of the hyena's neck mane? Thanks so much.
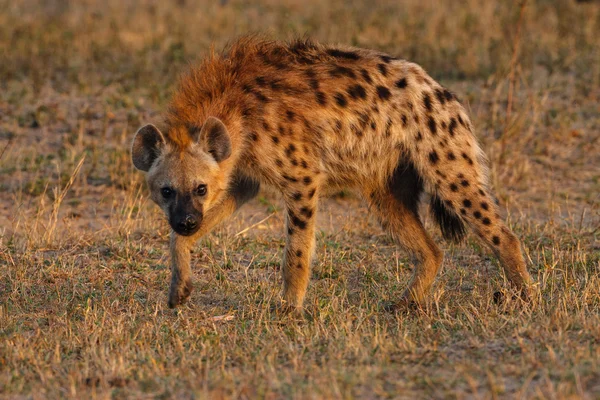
[164,36,329,150]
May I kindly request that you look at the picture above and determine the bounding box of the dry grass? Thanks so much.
[1,0,600,398]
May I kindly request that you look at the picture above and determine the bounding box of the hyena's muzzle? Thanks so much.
[168,194,203,236]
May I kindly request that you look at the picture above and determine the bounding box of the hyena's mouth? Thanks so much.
[169,216,202,236]
[172,225,200,236]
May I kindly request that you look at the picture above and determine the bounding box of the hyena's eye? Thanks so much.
[194,184,207,197]
[161,187,174,199]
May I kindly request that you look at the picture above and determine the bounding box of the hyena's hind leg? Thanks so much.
[422,151,532,297]
[364,161,443,305]
[461,187,532,295]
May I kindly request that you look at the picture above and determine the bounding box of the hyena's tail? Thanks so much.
[429,195,466,243]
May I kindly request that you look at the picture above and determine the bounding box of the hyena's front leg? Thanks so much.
[169,175,260,308]
[281,189,319,310]
[169,232,197,308]
[168,197,237,308]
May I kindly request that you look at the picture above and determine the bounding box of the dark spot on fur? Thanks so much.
[479,189,486,196]
[334,93,348,107]
[300,206,313,218]
[481,202,489,210]
[334,120,343,134]
[474,211,482,219]
[377,63,388,76]
[253,91,269,103]
[308,188,316,199]
[255,76,266,87]
[327,48,361,60]
[290,214,306,229]
[395,78,408,89]
[385,119,392,137]
[429,151,439,164]
[283,174,298,183]
[348,84,367,99]
[271,135,280,144]
[286,110,296,121]
[249,131,258,141]
[376,86,391,100]
[303,176,312,185]
[401,114,408,127]
[460,208,466,215]
[427,116,437,135]
[316,91,327,105]
[276,159,283,168]
[449,118,457,136]
[296,250,303,257]
[351,124,363,138]
[360,69,372,84]
[463,199,472,208]
[434,88,445,105]
[461,180,469,187]
[330,65,356,79]
[423,93,433,112]
[357,113,369,128]
[380,54,396,63]
[492,236,500,245]
[450,183,458,192]
[444,89,454,101]
[285,144,297,157]
[292,192,302,201]
[447,151,456,160]
[370,121,376,130]
[462,153,473,165]
[482,217,491,225]
[416,131,423,141]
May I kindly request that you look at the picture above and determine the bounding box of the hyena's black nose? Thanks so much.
[178,215,198,232]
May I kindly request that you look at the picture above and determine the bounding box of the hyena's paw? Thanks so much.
[493,284,535,306]
[168,280,194,308]
[383,297,420,313]
[270,302,305,320]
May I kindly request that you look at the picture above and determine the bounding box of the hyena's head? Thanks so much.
[131,117,232,236]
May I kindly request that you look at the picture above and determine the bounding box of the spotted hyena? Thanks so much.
[131,36,532,311]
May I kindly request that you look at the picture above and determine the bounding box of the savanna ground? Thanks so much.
[1,0,599,398]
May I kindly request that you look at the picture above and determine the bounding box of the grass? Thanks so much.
[1,0,599,398]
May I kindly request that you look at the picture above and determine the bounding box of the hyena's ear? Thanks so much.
[131,124,166,172]
[195,117,232,162]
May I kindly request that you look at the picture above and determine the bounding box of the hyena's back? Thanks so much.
[161,36,532,307]
[169,38,482,191]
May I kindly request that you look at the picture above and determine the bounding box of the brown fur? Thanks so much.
[132,36,533,310]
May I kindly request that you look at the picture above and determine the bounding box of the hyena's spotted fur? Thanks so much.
[132,37,532,310]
